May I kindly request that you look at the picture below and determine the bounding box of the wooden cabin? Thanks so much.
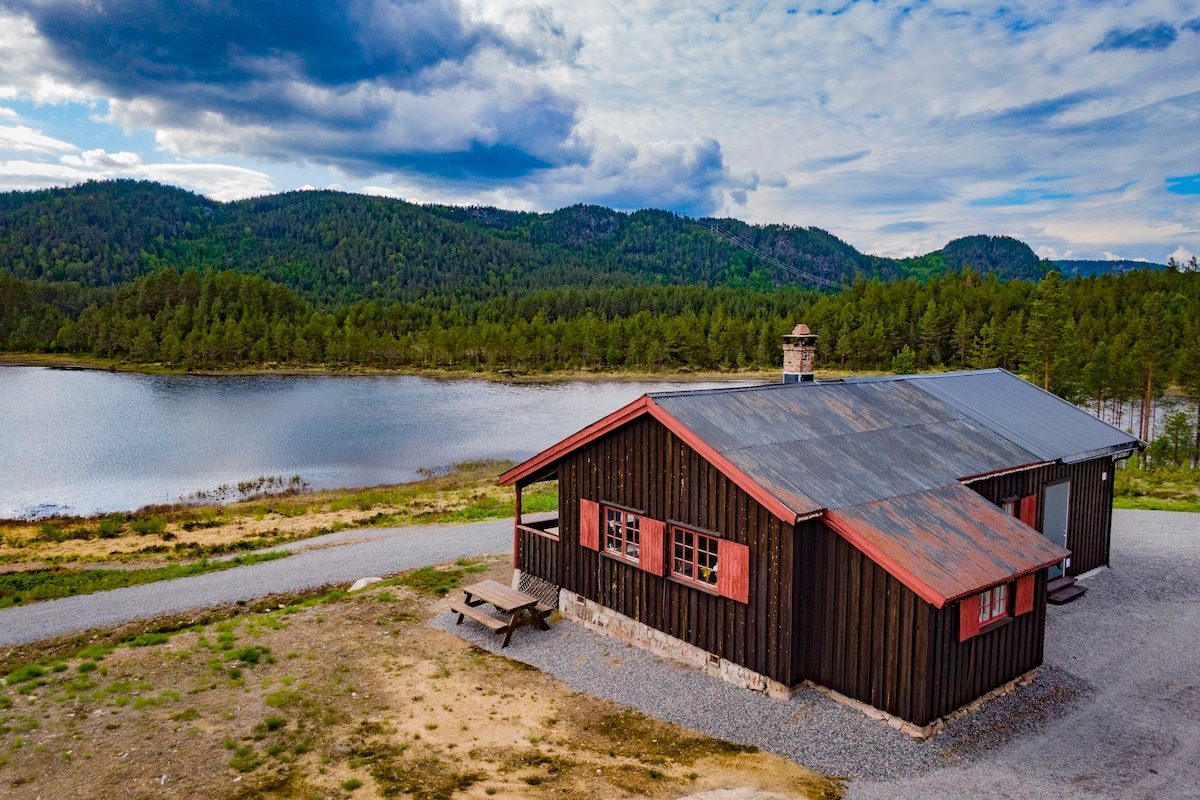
[500,338,1140,730]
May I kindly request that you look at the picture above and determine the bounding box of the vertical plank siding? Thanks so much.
[798,523,932,724]
[556,415,796,685]
[968,455,1115,576]
[925,570,1048,722]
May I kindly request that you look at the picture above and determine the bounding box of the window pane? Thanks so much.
[994,584,1007,617]
[697,534,719,585]
[605,508,622,552]
[978,590,991,623]
[672,530,693,577]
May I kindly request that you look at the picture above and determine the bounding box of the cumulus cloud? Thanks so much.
[3,0,585,179]
[1093,22,1178,51]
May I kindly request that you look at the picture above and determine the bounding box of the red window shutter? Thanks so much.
[717,539,750,604]
[579,499,601,551]
[1015,574,1035,615]
[1019,494,1038,528]
[959,595,982,642]
[638,518,667,575]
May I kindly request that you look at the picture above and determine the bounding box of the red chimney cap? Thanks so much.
[792,323,811,335]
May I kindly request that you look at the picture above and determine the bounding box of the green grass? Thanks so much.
[0,551,290,609]
[1113,496,1200,513]
[387,560,488,596]
[1114,463,1200,513]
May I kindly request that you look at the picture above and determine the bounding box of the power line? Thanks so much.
[709,224,841,289]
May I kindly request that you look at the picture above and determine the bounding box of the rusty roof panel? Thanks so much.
[827,484,1070,604]
[849,369,1141,462]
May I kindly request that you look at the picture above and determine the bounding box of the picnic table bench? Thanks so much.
[450,579,552,647]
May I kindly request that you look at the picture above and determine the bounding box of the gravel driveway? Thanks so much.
[433,509,1200,799]
[0,515,539,647]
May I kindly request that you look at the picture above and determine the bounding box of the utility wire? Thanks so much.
[710,224,841,289]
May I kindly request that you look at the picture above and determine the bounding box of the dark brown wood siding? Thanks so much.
[797,521,933,724]
[968,456,1115,576]
[553,415,796,685]
[926,570,1048,722]
[516,527,560,586]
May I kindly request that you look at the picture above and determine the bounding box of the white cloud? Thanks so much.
[1170,245,1196,264]
[60,148,140,168]
[0,122,75,152]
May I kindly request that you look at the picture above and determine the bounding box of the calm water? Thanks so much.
[0,366,753,519]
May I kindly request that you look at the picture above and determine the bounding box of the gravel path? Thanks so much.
[0,515,543,647]
[433,509,1200,799]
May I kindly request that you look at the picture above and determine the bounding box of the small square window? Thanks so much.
[603,507,640,562]
[978,585,1009,625]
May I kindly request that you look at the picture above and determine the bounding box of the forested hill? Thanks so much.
[1,180,1076,304]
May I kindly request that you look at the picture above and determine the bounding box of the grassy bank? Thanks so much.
[1114,463,1200,513]
[0,460,557,569]
[0,556,840,800]
[0,552,289,610]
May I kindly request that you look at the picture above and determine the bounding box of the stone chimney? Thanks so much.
[783,323,818,383]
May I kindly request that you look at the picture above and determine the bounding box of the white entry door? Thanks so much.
[1043,480,1070,579]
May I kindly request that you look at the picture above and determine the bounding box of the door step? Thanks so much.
[1047,576,1088,605]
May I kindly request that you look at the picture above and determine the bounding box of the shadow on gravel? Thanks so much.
[936,666,1094,763]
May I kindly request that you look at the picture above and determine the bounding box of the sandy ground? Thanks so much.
[0,557,838,800]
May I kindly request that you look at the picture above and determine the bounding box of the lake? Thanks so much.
[0,366,754,519]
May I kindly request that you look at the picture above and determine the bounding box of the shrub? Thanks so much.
[6,664,45,685]
[127,633,170,647]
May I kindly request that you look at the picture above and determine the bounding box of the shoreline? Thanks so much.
[0,352,796,383]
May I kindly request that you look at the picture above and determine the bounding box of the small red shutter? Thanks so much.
[959,595,981,642]
[717,539,750,604]
[1015,574,1035,615]
[579,499,601,551]
[1019,494,1038,528]
[639,518,667,575]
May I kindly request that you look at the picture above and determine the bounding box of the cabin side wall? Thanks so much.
[555,415,796,685]
[968,455,1115,576]
[797,522,934,724]
[926,571,1049,721]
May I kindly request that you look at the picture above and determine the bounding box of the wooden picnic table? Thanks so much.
[450,579,552,647]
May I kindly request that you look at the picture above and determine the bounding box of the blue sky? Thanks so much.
[0,1,1197,263]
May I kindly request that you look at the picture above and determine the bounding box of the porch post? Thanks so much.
[513,483,523,569]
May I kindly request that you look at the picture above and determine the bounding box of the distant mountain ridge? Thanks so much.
[0,180,1164,303]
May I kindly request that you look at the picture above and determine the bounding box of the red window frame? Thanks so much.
[671,525,719,588]
[978,583,1008,625]
[604,506,641,562]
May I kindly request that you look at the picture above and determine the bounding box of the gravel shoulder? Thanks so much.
[0,515,539,647]
[434,509,1200,800]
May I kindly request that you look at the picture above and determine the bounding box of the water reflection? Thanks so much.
[0,366,755,518]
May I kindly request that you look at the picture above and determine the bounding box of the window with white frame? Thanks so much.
[978,583,1008,624]
[604,507,640,561]
[672,526,719,587]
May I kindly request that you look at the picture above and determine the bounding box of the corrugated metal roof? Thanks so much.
[847,370,1141,463]
[652,380,1039,515]
[826,484,1070,605]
